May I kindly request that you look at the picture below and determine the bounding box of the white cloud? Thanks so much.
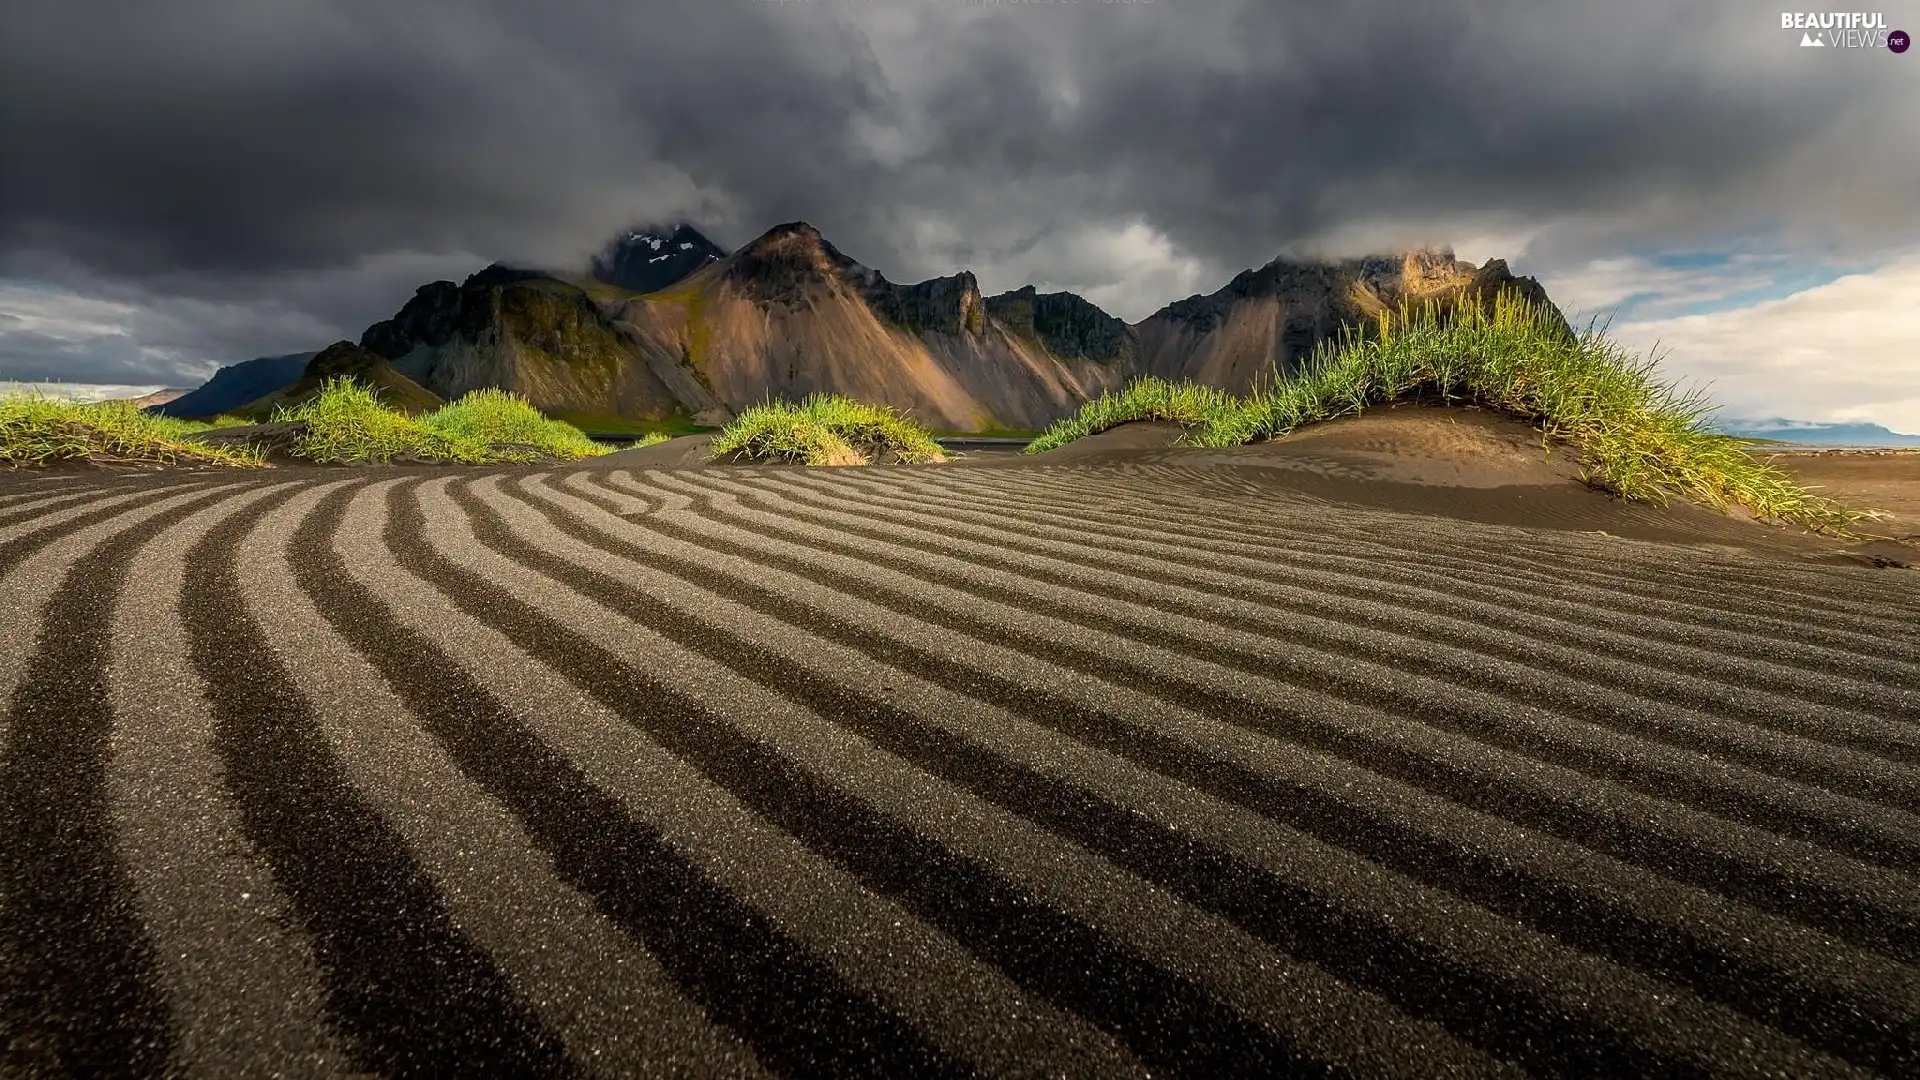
[1606,256,1920,433]
[0,381,170,402]
[0,249,484,385]
[0,285,142,341]
[1524,250,1883,324]
[964,220,1213,323]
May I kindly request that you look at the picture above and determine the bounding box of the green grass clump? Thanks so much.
[0,394,264,468]
[418,387,608,461]
[275,377,610,465]
[1022,377,1242,454]
[709,394,947,466]
[1027,292,1874,532]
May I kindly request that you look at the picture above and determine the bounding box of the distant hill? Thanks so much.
[148,353,315,418]
[233,340,443,419]
[120,387,193,409]
[1719,419,1920,446]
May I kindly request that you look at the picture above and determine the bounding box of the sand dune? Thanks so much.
[0,446,1916,1076]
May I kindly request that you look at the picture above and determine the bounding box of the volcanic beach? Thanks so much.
[1,414,1917,1077]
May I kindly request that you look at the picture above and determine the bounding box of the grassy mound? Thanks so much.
[417,387,607,459]
[709,394,947,466]
[1027,292,1874,532]
[0,395,265,468]
[276,378,611,465]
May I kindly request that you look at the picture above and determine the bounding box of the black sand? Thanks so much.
[1,426,1916,1077]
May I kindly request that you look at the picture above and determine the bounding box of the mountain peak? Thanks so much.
[734,221,839,264]
[756,220,824,244]
[985,286,1132,363]
[724,222,883,298]
[591,223,726,294]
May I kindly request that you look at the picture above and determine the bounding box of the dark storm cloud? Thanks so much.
[2,0,1913,378]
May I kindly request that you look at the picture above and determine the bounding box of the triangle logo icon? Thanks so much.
[1800,31,1825,45]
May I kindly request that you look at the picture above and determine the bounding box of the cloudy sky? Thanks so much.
[3,0,1916,427]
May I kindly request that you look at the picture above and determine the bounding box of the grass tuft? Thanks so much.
[1023,377,1242,455]
[709,394,947,466]
[275,377,611,465]
[1027,292,1876,532]
[417,387,608,461]
[0,394,265,468]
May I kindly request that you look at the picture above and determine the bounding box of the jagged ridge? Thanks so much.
[165,223,1569,433]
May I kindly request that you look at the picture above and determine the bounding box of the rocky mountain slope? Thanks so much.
[157,222,1565,432]
[152,352,316,418]
[1132,248,1557,393]
[234,340,443,418]
[359,264,688,427]
[607,223,1129,431]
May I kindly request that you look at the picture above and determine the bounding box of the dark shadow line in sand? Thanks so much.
[446,476,1325,1080]
[533,474,1912,1074]
[183,482,576,1078]
[0,485,250,1076]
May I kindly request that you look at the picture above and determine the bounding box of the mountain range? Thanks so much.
[1715,419,1920,446]
[157,222,1559,431]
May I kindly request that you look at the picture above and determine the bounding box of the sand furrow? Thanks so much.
[732,471,1920,760]
[0,487,231,756]
[511,474,1903,1075]
[230,480,773,1078]
[334,477,980,1077]
[106,482,358,1079]
[183,480,577,1077]
[803,469,1920,685]
[575,473,1920,1022]
[858,465,1920,626]
[0,483,262,1075]
[900,468,1920,632]
[445,474,1481,1079]
[372,478,1143,1078]
[611,474,1920,941]
[821,467,1920,682]
[2,453,1913,1077]
[0,487,129,527]
[624,470,1920,872]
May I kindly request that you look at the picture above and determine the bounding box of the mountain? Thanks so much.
[606,222,1130,431]
[234,340,443,418]
[590,224,727,294]
[360,264,691,426]
[984,286,1137,366]
[149,352,315,418]
[159,221,1565,434]
[1131,247,1560,393]
[1718,419,1920,446]
[120,388,192,409]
